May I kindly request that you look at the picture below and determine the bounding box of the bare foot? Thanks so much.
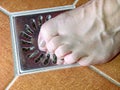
[38,0,120,66]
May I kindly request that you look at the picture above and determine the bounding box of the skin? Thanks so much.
[38,0,120,66]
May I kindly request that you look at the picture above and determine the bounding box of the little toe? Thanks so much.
[64,51,85,64]
[55,44,72,59]
[46,36,63,53]
[78,56,93,66]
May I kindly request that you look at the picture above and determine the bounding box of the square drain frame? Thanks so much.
[9,5,80,75]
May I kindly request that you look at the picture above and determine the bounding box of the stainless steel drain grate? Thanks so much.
[10,6,76,74]
[14,10,65,70]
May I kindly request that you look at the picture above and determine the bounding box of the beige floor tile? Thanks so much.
[10,67,119,90]
[95,54,120,82]
[0,0,74,12]
[0,12,14,90]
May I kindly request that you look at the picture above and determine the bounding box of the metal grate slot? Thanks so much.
[31,19,37,30]
[42,56,50,66]
[34,53,44,63]
[20,39,32,45]
[27,50,39,59]
[46,14,52,21]
[25,24,34,34]
[20,31,32,40]
[22,46,35,52]
[38,15,43,26]
[52,54,57,64]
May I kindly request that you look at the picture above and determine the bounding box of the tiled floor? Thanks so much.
[95,55,120,82]
[0,0,74,12]
[0,12,14,90]
[9,67,119,90]
[0,0,120,90]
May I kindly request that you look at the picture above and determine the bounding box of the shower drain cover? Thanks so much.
[16,12,60,70]
[10,6,74,74]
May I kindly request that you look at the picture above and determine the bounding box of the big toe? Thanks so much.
[40,20,59,42]
[38,19,59,51]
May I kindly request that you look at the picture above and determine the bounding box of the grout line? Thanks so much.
[89,65,120,87]
[5,75,19,90]
[73,0,79,6]
[0,6,11,16]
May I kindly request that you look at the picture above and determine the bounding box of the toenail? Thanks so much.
[39,40,46,47]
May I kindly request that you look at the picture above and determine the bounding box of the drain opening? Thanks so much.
[22,46,35,52]
[25,24,34,34]
[52,54,57,64]
[45,14,52,21]
[20,39,32,45]
[20,31,32,40]
[35,53,44,63]
[31,19,37,30]
[43,57,50,66]
[27,50,39,59]
[38,15,43,26]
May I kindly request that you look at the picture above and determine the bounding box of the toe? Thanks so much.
[78,56,93,66]
[46,36,63,53]
[38,20,58,51]
[57,59,64,65]
[64,51,85,64]
[40,21,59,42]
[55,44,72,59]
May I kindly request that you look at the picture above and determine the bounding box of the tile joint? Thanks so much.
[89,65,120,87]
[5,75,19,90]
[73,0,79,6]
[0,6,11,16]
